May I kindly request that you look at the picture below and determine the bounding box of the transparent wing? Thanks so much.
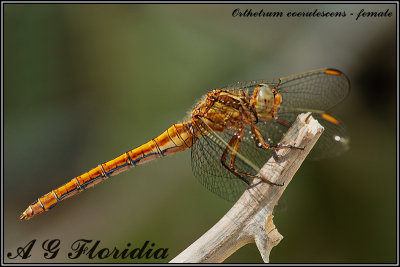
[218,68,350,159]
[219,68,350,112]
[277,68,350,112]
[191,112,348,202]
[257,111,349,159]
[191,120,274,202]
[306,113,349,159]
[190,68,350,201]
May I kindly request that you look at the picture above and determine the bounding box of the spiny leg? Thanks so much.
[251,123,304,151]
[276,118,291,128]
[220,128,284,187]
[220,128,250,186]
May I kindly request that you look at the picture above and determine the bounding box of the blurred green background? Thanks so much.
[4,3,396,263]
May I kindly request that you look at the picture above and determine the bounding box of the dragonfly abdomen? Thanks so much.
[20,122,194,220]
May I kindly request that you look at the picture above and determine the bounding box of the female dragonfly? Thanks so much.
[20,68,350,220]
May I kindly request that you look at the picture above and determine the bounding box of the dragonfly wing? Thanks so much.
[191,129,247,202]
[218,79,275,93]
[218,68,350,112]
[191,120,273,202]
[304,112,349,159]
[191,112,348,202]
[277,68,350,112]
[256,110,349,160]
[191,68,350,200]
[218,68,350,159]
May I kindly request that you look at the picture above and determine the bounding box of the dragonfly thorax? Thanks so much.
[252,83,282,120]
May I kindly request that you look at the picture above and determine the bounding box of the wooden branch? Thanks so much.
[170,113,324,263]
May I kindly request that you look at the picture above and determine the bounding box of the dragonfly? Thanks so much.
[20,68,350,220]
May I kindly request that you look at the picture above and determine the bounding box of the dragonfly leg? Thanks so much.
[220,128,284,187]
[276,118,292,128]
[251,123,304,151]
[269,144,304,150]
[220,128,250,186]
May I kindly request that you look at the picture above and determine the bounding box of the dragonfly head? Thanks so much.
[253,83,282,120]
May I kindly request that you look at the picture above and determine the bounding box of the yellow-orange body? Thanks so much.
[20,68,349,220]
[20,123,195,220]
[20,89,265,220]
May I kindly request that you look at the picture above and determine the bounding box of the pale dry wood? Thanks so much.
[170,113,324,263]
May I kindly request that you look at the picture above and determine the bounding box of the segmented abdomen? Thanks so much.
[20,122,194,220]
